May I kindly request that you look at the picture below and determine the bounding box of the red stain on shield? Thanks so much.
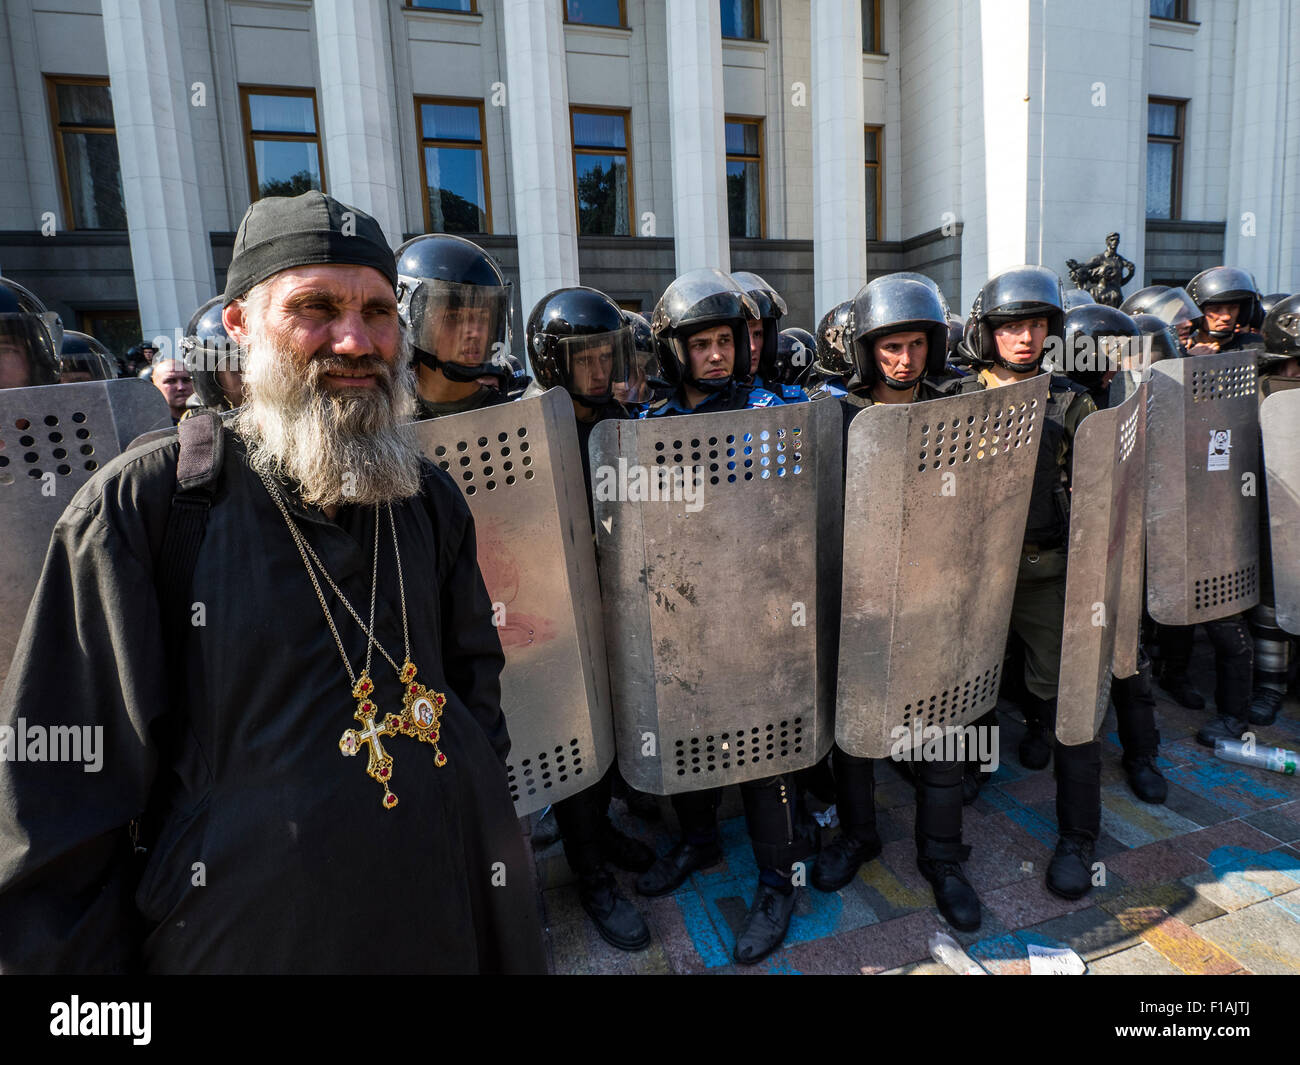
[474,518,557,653]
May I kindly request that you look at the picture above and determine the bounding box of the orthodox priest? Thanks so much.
[0,191,547,974]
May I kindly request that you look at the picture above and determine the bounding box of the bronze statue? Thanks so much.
[1065,232,1135,308]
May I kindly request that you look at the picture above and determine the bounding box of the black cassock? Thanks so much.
[0,429,547,974]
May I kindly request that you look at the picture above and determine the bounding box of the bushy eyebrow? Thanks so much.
[281,289,397,314]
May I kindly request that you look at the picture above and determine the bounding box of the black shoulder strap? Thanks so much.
[156,411,225,638]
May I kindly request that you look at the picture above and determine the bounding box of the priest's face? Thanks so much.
[225,264,422,508]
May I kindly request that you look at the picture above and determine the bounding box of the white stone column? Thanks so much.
[978,0,1030,277]
[811,0,866,315]
[313,0,404,249]
[665,0,729,275]
[1223,0,1293,292]
[501,0,580,324]
[102,0,214,342]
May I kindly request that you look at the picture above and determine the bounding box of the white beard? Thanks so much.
[233,323,422,508]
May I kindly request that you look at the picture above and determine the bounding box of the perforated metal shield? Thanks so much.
[1146,351,1261,625]
[1056,382,1148,745]
[590,400,841,794]
[0,379,172,684]
[1260,389,1300,634]
[835,374,1049,759]
[411,388,614,816]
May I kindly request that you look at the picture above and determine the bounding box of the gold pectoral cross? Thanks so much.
[339,673,402,809]
[395,660,449,769]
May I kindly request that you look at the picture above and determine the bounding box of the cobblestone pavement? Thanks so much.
[526,641,1300,975]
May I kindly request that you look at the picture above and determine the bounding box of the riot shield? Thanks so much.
[591,400,841,793]
[1146,351,1260,625]
[411,388,614,817]
[1261,389,1300,634]
[0,379,172,683]
[836,375,1049,759]
[1057,381,1148,745]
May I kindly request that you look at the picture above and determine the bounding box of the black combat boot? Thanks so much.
[733,880,797,964]
[812,746,881,891]
[917,848,981,932]
[1246,687,1284,727]
[1113,666,1167,805]
[577,870,651,951]
[1046,834,1095,899]
[635,839,722,897]
[1122,754,1168,804]
[1195,714,1249,748]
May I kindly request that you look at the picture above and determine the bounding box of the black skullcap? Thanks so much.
[222,191,397,307]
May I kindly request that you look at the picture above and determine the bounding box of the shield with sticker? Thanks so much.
[1146,350,1261,625]
[835,375,1049,759]
[1056,381,1148,745]
[0,379,172,683]
[590,400,841,793]
[411,387,614,816]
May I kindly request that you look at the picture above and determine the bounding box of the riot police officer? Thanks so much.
[633,268,812,966]
[1060,304,1167,804]
[1187,266,1264,353]
[395,234,520,419]
[1247,295,1300,727]
[779,327,818,387]
[946,265,1103,899]
[815,274,982,931]
[57,332,116,383]
[523,285,658,951]
[0,277,61,390]
[732,271,808,402]
[180,296,245,413]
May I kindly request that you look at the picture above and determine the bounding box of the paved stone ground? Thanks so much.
[526,640,1300,975]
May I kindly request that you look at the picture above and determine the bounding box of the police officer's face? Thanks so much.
[992,317,1048,366]
[153,363,194,414]
[686,324,734,381]
[570,340,613,396]
[1202,302,1239,334]
[0,335,32,389]
[747,319,764,374]
[873,330,927,382]
[434,305,491,367]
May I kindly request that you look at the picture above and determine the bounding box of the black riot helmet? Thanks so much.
[650,268,758,394]
[945,316,970,369]
[814,300,855,378]
[395,233,514,385]
[889,272,951,318]
[774,327,815,385]
[965,265,1064,372]
[1256,292,1290,333]
[0,277,62,389]
[622,309,666,402]
[1063,288,1096,311]
[731,271,787,377]
[1187,266,1261,340]
[526,286,635,408]
[1060,304,1140,391]
[1120,285,1169,317]
[181,295,246,410]
[1261,293,1300,357]
[849,275,949,390]
[1131,313,1183,363]
[57,331,115,382]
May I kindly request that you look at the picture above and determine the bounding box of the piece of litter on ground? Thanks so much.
[813,804,839,828]
[1027,943,1087,975]
[928,932,986,975]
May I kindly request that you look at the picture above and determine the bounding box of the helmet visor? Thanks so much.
[1144,286,1201,327]
[399,276,513,373]
[556,327,635,403]
[0,312,61,389]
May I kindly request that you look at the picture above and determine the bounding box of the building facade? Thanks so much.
[0,0,1296,359]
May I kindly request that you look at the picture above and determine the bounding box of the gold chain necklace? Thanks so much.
[259,473,449,809]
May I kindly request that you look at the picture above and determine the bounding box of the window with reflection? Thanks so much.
[240,88,324,201]
[725,118,763,238]
[572,109,632,236]
[48,78,127,230]
[417,98,490,233]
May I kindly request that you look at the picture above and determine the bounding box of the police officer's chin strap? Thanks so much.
[687,370,734,394]
[414,344,509,388]
[880,369,924,391]
[991,352,1044,375]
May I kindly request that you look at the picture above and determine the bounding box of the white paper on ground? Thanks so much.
[1027,942,1087,975]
